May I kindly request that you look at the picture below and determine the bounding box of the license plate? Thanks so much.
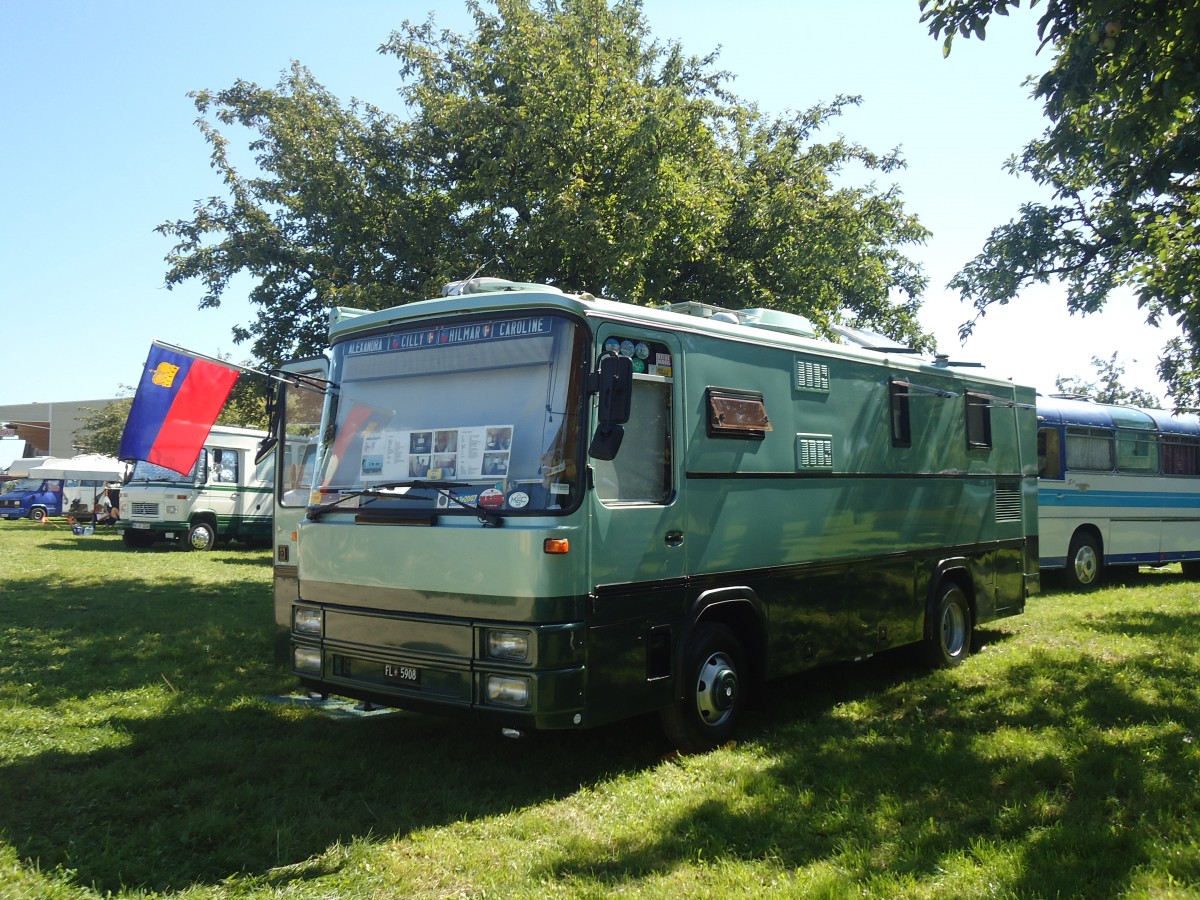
[384,663,420,685]
[131,522,150,530]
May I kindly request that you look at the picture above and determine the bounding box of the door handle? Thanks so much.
[664,530,684,548]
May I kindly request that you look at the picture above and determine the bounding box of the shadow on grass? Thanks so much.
[542,597,1200,896]
[3,564,1198,896]
[0,566,672,893]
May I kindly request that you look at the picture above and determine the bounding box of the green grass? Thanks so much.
[2,519,1199,898]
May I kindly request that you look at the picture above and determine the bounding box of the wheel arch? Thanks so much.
[1070,524,1104,558]
[923,560,977,643]
[681,587,767,701]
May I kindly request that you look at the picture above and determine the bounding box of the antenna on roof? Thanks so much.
[463,257,495,284]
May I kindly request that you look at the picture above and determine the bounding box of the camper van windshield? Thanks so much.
[314,313,587,515]
[129,457,201,483]
[8,478,45,492]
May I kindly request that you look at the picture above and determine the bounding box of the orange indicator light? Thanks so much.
[543,538,570,554]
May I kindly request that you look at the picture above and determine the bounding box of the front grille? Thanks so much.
[131,502,160,516]
[0,499,19,508]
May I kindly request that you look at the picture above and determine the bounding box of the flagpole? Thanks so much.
[151,340,334,393]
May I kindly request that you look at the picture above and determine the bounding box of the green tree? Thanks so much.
[920,0,1200,405]
[160,0,932,367]
[1054,351,1160,407]
[73,397,133,457]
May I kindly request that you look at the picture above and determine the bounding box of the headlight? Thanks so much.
[485,674,530,707]
[293,646,322,675]
[487,629,530,661]
[293,607,323,636]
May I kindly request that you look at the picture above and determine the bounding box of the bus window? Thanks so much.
[1038,427,1062,479]
[594,378,672,504]
[889,381,912,448]
[1161,435,1200,475]
[1116,428,1158,473]
[1066,425,1113,471]
[965,393,992,450]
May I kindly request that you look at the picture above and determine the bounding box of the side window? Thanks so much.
[279,374,326,507]
[889,381,912,448]
[1038,427,1063,479]
[1161,435,1200,475]
[595,379,672,503]
[210,449,240,484]
[1115,428,1157,473]
[706,387,771,439]
[1066,426,1113,471]
[592,333,674,504]
[965,392,992,450]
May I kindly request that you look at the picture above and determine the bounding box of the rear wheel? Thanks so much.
[660,623,746,754]
[924,582,972,668]
[185,520,218,552]
[1066,531,1101,590]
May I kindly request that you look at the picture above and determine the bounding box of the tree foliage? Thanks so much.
[160,0,932,368]
[920,0,1200,404]
[1054,351,1160,407]
[73,398,133,458]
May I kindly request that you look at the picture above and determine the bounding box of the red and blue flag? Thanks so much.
[118,342,240,474]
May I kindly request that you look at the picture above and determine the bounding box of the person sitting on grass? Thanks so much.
[92,498,118,526]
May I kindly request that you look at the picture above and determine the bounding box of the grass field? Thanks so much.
[1,519,1199,898]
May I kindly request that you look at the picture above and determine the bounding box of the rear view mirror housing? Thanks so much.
[588,354,633,461]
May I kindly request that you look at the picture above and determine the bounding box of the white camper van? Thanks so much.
[118,425,272,550]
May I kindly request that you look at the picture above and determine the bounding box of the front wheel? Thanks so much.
[30,507,47,523]
[1065,531,1102,590]
[924,582,972,668]
[185,520,218,552]
[659,623,746,754]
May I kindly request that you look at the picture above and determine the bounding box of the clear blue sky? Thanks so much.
[0,0,1177,405]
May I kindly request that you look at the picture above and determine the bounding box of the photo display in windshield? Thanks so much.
[315,313,586,515]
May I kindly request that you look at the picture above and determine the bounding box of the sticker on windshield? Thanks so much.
[360,425,514,481]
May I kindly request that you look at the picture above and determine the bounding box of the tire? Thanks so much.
[122,530,154,548]
[30,507,47,523]
[1065,531,1102,590]
[924,582,972,668]
[1181,560,1200,579]
[185,520,218,552]
[660,623,746,754]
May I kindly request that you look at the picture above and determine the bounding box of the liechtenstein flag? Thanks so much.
[118,342,240,474]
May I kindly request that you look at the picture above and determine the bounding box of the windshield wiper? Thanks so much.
[306,479,505,526]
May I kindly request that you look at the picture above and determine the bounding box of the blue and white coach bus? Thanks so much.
[1037,394,1200,588]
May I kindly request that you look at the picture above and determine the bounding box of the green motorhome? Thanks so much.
[273,279,1038,752]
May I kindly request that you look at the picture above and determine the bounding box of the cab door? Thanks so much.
[585,325,686,721]
[271,358,329,664]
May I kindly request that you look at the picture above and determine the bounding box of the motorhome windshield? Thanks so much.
[129,456,201,483]
[8,478,47,492]
[314,312,587,515]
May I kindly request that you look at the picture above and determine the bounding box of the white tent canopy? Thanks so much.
[25,454,127,482]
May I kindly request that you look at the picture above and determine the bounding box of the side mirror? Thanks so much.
[588,354,633,461]
[256,377,281,465]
